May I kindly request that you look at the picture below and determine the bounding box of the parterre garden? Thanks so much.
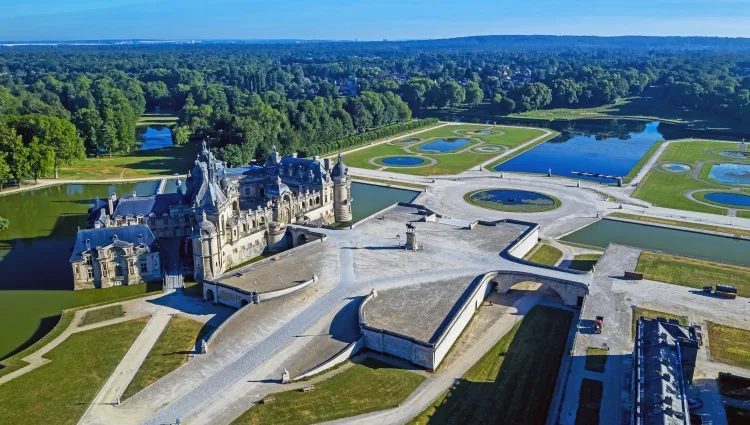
[342,124,550,175]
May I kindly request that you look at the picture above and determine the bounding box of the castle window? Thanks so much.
[150,218,156,226]
[87,268,94,279]
[140,261,148,273]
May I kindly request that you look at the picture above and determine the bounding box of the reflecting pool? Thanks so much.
[138,126,173,150]
[708,163,750,185]
[381,156,426,166]
[350,182,420,222]
[703,192,750,207]
[718,151,750,159]
[661,163,691,173]
[561,219,750,267]
[467,189,557,211]
[418,138,471,153]
[496,121,664,182]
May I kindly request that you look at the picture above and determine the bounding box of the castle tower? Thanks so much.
[331,153,352,223]
[192,211,221,281]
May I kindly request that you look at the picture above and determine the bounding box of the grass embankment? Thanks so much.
[342,124,548,176]
[231,358,425,425]
[632,170,726,214]
[524,244,563,266]
[0,311,76,378]
[226,253,273,273]
[708,323,750,369]
[409,306,573,425]
[122,316,210,400]
[136,113,179,127]
[740,211,750,219]
[79,304,124,326]
[585,347,608,373]
[568,254,601,272]
[575,378,603,425]
[631,307,687,338]
[0,318,148,425]
[623,140,666,183]
[608,213,750,237]
[635,251,750,297]
[351,176,428,191]
[58,141,199,180]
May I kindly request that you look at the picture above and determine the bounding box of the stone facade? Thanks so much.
[70,141,351,288]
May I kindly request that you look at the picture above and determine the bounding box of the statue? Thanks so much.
[281,368,291,384]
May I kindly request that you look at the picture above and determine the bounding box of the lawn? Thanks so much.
[0,318,148,425]
[58,141,199,180]
[231,358,425,425]
[632,170,726,215]
[740,211,750,219]
[341,124,549,176]
[574,378,603,425]
[608,213,750,237]
[631,307,687,338]
[660,141,741,164]
[79,304,124,326]
[567,254,601,272]
[635,251,750,297]
[708,323,750,369]
[409,305,573,425]
[122,316,210,400]
[137,113,179,127]
[584,347,608,373]
[525,244,563,266]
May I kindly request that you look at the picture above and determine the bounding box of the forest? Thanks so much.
[1,35,750,187]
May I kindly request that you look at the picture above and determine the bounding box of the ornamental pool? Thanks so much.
[138,126,173,150]
[703,192,750,207]
[380,156,426,166]
[708,163,750,185]
[418,138,471,153]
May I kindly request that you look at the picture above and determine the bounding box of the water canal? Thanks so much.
[495,121,665,182]
[561,219,750,267]
[0,181,418,359]
[137,126,173,150]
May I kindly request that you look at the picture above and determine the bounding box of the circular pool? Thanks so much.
[718,151,750,159]
[473,145,506,153]
[703,192,750,207]
[660,163,692,173]
[380,156,426,166]
[464,189,560,212]
[394,138,420,144]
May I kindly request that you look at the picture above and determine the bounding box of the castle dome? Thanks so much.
[331,153,347,178]
[198,211,217,237]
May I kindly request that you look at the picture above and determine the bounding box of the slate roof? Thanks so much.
[112,193,185,217]
[70,225,157,262]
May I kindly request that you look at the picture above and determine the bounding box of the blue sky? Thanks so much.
[1,0,750,41]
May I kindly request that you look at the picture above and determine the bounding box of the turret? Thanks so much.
[192,211,221,281]
[331,153,352,223]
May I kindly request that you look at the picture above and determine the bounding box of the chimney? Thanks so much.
[291,152,298,158]
[324,158,331,171]
[108,193,116,214]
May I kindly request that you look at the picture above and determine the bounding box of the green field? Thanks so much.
[575,379,603,425]
[635,251,750,297]
[80,304,124,326]
[525,244,563,266]
[409,305,573,425]
[567,254,601,272]
[137,113,179,127]
[585,347,608,373]
[608,213,750,237]
[341,124,548,176]
[632,307,687,338]
[660,141,740,163]
[231,358,425,425]
[0,318,147,425]
[708,323,750,369]
[632,170,726,214]
[123,316,209,400]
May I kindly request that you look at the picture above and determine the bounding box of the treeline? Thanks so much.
[299,118,438,157]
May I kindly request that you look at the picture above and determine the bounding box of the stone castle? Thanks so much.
[69,142,352,290]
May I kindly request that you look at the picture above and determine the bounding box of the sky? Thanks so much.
[1,0,750,41]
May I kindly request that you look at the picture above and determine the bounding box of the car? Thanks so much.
[688,397,704,410]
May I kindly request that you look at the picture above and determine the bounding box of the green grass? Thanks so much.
[0,318,148,425]
[632,307,687,338]
[608,213,750,237]
[137,113,178,127]
[341,124,548,176]
[632,170,726,215]
[708,323,750,369]
[661,141,741,163]
[740,211,750,219]
[567,254,601,272]
[79,304,124,326]
[575,379,603,425]
[464,189,561,213]
[183,280,203,298]
[226,253,273,273]
[585,348,608,373]
[409,305,573,425]
[623,140,666,183]
[0,311,76,378]
[231,358,425,425]
[351,176,427,190]
[122,316,210,400]
[524,244,564,266]
[58,141,199,180]
[635,251,750,297]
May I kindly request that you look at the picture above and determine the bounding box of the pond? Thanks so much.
[708,163,750,185]
[661,163,691,173]
[561,219,750,267]
[466,189,558,212]
[495,121,664,182]
[703,192,750,207]
[0,181,416,359]
[380,156,426,166]
[138,126,173,150]
[418,138,471,153]
[718,151,750,159]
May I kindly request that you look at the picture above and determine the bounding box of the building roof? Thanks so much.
[112,193,185,217]
[70,225,157,262]
[331,153,347,178]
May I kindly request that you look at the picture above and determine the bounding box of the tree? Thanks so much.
[0,123,31,186]
[172,125,191,145]
[27,138,56,182]
[0,153,11,190]
[440,81,466,110]
[72,108,103,153]
[0,216,8,232]
[465,81,484,106]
